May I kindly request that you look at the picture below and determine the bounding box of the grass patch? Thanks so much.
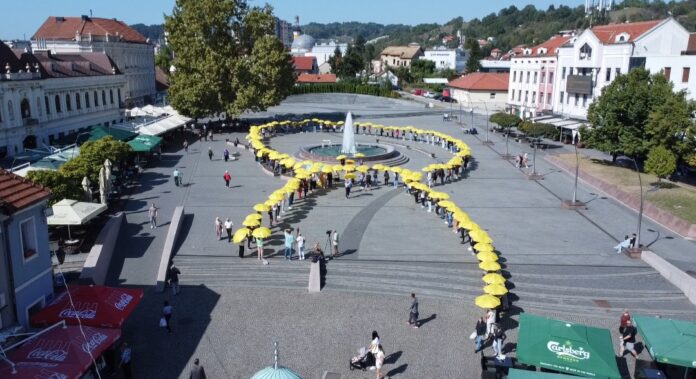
[556,154,696,224]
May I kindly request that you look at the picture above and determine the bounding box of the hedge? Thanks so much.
[291,83,399,98]
[518,121,561,140]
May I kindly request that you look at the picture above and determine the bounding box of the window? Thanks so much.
[574,94,579,106]
[44,96,50,115]
[560,92,564,104]
[20,218,38,262]
[110,89,114,104]
[547,92,552,105]
[65,94,72,111]
[533,72,538,84]
[490,93,496,99]
[532,91,536,104]
[524,91,529,103]
[664,67,671,80]
[579,43,592,60]
[517,91,521,101]
[75,93,81,110]
[36,97,42,116]
[513,71,517,82]
[615,68,621,77]
[541,72,546,83]
[117,89,121,105]
[526,71,530,83]
[102,90,106,105]
[682,67,690,83]
[539,93,544,104]
[511,90,515,101]
[0,106,2,123]
[85,92,90,108]
[7,101,14,121]
[562,67,567,79]
[582,94,587,107]
[549,72,554,83]
[55,95,61,113]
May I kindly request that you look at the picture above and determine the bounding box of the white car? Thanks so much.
[423,91,436,98]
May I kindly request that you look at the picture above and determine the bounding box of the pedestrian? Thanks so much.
[327,172,333,188]
[296,231,306,260]
[345,178,352,198]
[223,148,230,162]
[485,309,496,339]
[234,138,240,147]
[119,342,132,379]
[629,233,637,249]
[374,345,385,379]
[427,171,433,188]
[619,309,632,335]
[491,323,506,358]
[223,170,231,188]
[238,240,245,258]
[169,265,181,295]
[523,153,529,168]
[368,331,381,354]
[208,130,213,141]
[268,208,274,227]
[393,172,399,188]
[162,301,173,334]
[332,230,340,257]
[284,229,295,260]
[224,218,233,243]
[474,317,487,353]
[183,140,188,153]
[256,237,265,261]
[407,293,419,328]
[173,168,180,186]
[215,217,223,240]
[149,203,158,229]
[365,172,372,190]
[189,358,207,379]
[383,170,390,186]
[208,147,213,160]
[614,235,631,254]
[619,320,638,358]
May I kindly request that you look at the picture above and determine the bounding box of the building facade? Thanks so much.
[379,45,424,69]
[552,18,689,120]
[0,169,53,329]
[448,72,510,111]
[0,41,127,157]
[308,41,348,67]
[507,35,572,119]
[422,47,467,72]
[32,16,155,106]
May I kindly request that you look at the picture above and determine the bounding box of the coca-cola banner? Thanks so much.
[0,326,120,379]
[31,285,143,328]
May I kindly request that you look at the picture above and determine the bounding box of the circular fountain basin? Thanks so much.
[299,144,398,162]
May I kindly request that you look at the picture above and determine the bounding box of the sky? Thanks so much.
[1,0,583,40]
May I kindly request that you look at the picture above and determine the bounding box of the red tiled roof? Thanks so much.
[527,35,572,57]
[155,67,169,91]
[448,72,509,91]
[590,19,663,44]
[0,169,51,213]
[33,16,147,44]
[297,73,337,83]
[686,33,696,53]
[292,56,316,71]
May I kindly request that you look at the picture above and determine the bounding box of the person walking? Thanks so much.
[119,342,132,379]
[189,358,207,379]
[619,309,632,334]
[474,317,487,353]
[383,170,390,186]
[332,230,340,257]
[162,301,173,334]
[223,170,231,188]
[183,140,188,153]
[485,309,496,340]
[256,237,265,261]
[407,293,419,328]
[284,229,295,260]
[148,203,158,229]
[393,172,399,188]
[173,168,180,186]
[491,323,505,358]
[296,232,306,260]
[215,217,223,240]
[224,218,233,243]
[345,178,352,198]
[223,148,230,162]
[365,172,372,191]
[208,147,214,160]
[374,345,385,379]
[619,320,638,358]
[168,265,181,295]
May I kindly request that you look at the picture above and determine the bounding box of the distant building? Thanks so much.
[318,62,332,74]
[274,17,292,48]
[31,15,155,106]
[479,60,511,73]
[296,73,337,84]
[0,169,52,329]
[292,56,318,75]
[422,47,467,72]
[447,72,510,111]
[308,41,348,66]
[379,45,424,69]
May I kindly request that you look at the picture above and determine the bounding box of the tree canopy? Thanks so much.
[165,0,295,118]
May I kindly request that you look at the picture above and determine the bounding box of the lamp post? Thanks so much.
[562,143,586,208]
[482,101,493,145]
[70,131,91,160]
[629,157,644,255]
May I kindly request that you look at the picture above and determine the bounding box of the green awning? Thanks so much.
[634,315,696,368]
[508,368,577,379]
[87,126,137,142]
[128,135,162,153]
[517,313,621,379]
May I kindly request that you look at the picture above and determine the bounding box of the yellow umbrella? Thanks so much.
[295,172,309,180]
[309,165,322,174]
[252,227,272,239]
[268,151,281,160]
[390,166,402,173]
[256,150,267,158]
[470,230,493,244]
[321,166,334,174]
[343,165,356,172]
[345,159,356,165]
[332,164,344,172]
[335,155,347,160]
[242,218,261,227]
[476,251,499,262]
[253,203,270,212]
[483,284,508,296]
[429,192,450,200]
[479,261,501,272]
[371,164,385,171]
[232,228,250,244]
[281,158,296,168]
[482,273,506,285]
[288,178,301,186]
[474,294,501,309]
[245,213,263,221]
[474,243,495,252]
[344,173,356,179]
[354,152,366,158]
[438,200,456,209]
[263,199,276,208]
[356,165,369,173]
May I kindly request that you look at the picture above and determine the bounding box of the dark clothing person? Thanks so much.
[238,244,244,258]
[189,360,207,379]
[408,295,419,328]
[223,149,229,162]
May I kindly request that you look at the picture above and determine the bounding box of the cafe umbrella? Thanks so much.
[47,199,107,240]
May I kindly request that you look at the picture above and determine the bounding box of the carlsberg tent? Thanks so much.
[516,313,621,379]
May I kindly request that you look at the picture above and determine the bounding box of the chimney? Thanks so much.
[81,15,90,22]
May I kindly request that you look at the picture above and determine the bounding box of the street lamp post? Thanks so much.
[526,139,543,180]
[562,143,586,208]
[482,101,493,145]
[630,158,644,254]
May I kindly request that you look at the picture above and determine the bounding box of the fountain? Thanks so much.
[298,112,400,163]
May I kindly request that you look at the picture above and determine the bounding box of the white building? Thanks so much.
[31,16,155,106]
[0,41,126,157]
[643,36,696,99]
[553,18,689,120]
[507,34,572,119]
[308,41,348,67]
[422,47,467,72]
[447,72,510,112]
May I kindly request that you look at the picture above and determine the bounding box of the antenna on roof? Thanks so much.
[90,9,93,17]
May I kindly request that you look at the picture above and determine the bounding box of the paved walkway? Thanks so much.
[110,94,696,378]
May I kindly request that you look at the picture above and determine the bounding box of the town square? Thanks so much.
[1,1,696,378]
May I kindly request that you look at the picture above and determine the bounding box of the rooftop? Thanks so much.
[590,19,664,45]
[296,73,336,84]
[0,169,51,214]
[380,45,423,59]
[292,56,315,71]
[33,16,148,44]
[448,72,509,91]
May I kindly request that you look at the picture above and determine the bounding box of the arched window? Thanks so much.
[55,95,62,113]
[8,100,15,121]
[65,94,72,111]
[579,43,592,60]
[44,96,50,115]
[102,90,106,106]
[20,99,31,119]
[36,97,42,116]
[94,91,99,106]
[85,92,90,108]
[75,93,81,109]
[110,89,114,104]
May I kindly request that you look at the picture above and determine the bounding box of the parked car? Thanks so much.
[411,88,424,96]
[424,91,437,98]
[440,96,457,103]
[433,94,443,101]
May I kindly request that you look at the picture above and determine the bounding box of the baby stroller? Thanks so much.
[349,347,375,371]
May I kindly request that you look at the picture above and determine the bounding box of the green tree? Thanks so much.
[328,46,343,75]
[645,90,696,160]
[335,44,364,78]
[155,44,173,72]
[410,59,436,82]
[393,66,412,87]
[61,137,132,183]
[465,40,482,73]
[585,68,673,161]
[645,145,677,182]
[489,112,522,129]
[26,170,83,206]
[165,0,294,118]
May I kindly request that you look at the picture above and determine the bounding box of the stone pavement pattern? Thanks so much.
[110,94,696,378]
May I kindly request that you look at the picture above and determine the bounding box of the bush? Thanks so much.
[645,145,677,181]
[291,83,399,98]
[489,112,522,129]
[26,170,84,206]
[518,121,560,140]
[60,137,132,183]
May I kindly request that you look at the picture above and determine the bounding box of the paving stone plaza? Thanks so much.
[108,94,696,378]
